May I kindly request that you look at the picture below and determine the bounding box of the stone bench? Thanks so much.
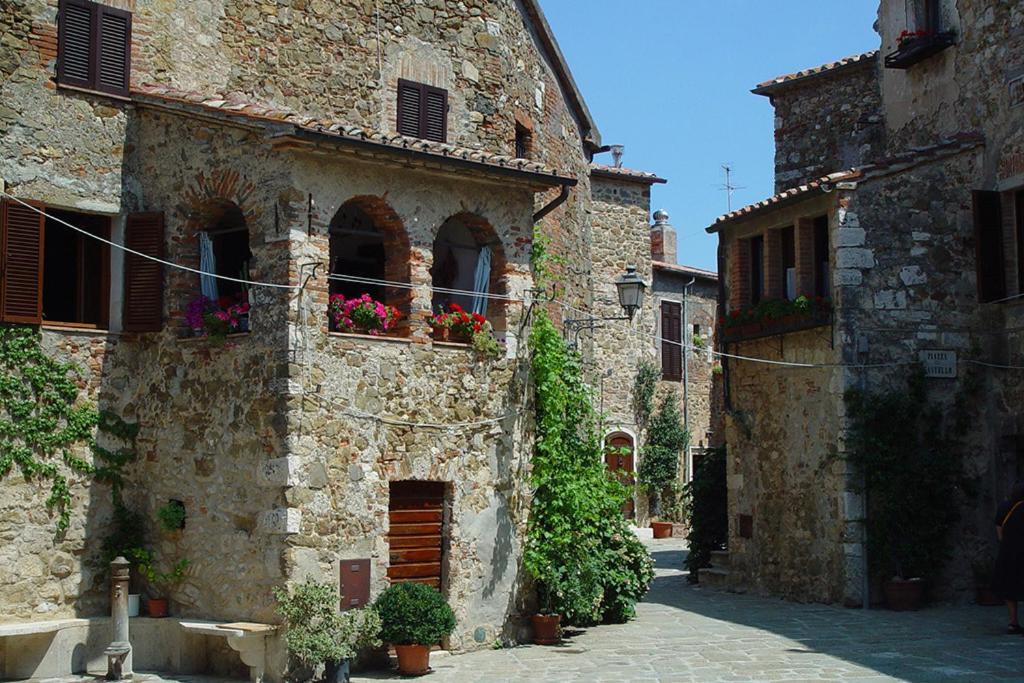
[179,620,277,683]
[0,618,94,678]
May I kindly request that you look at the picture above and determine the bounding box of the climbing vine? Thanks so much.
[525,311,653,625]
[631,361,658,427]
[844,366,978,580]
[0,325,137,535]
[639,393,689,514]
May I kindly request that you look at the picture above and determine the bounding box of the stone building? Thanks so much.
[0,0,671,679]
[649,210,721,478]
[706,0,1024,605]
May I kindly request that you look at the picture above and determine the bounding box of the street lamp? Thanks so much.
[614,265,646,322]
[564,265,647,345]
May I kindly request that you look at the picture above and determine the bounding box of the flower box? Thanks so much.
[329,293,400,336]
[722,296,832,343]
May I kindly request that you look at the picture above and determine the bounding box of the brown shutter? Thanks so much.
[396,80,422,138]
[423,86,448,143]
[1,199,45,325]
[661,300,682,382]
[97,4,131,96]
[123,212,165,332]
[57,0,95,89]
[973,191,1006,303]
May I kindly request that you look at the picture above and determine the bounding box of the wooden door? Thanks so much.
[387,481,446,588]
[605,434,635,518]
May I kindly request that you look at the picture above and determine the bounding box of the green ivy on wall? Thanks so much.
[0,325,137,535]
[525,310,654,625]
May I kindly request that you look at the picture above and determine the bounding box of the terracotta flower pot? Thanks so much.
[147,597,169,618]
[975,584,1003,606]
[432,327,450,342]
[883,578,924,611]
[394,644,431,676]
[651,521,674,539]
[530,613,561,645]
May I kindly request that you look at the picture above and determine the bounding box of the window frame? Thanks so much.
[56,0,132,98]
[973,190,1006,303]
[42,209,111,329]
[396,79,448,143]
[660,299,682,382]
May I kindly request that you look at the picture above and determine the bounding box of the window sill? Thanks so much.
[177,332,251,344]
[884,32,956,69]
[56,82,132,103]
[432,340,473,350]
[41,323,115,336]
[327,331,412,345]
[722,311,832,344]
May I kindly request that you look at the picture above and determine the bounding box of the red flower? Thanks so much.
[449,303,464,313]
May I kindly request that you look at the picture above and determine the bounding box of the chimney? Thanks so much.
[609,144,624,168]
[650,209,677,264]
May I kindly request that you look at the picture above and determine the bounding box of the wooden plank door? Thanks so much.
[387,481,446,589]
[605,435,636,518]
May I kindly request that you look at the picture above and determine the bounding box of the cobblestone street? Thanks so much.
[354,539,1024,683]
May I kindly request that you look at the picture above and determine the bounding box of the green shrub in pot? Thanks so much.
[374,582,456,646]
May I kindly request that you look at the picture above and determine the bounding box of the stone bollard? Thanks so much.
[105,556,133,680]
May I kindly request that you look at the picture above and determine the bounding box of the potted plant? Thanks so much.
[130,547,187,617]
[470,321,502,360]
[530,583,562,646]
[329,293,400,336]
[972,557,1002,606]
[274,579,382,683]
[185,294,250,344]
[374,582,456,675]
[430,311,451,341]
[440,303,484,343]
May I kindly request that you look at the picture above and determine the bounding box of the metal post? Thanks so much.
[682,277,695,480]
[105,556,132,679]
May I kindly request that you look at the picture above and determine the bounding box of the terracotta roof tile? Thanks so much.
[589,163,667,184]
[131,83,575,185]
[652,261,718,280]
[707,133,985,232]
[752,51,878,95]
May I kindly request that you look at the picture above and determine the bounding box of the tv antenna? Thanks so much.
[719,164,746,212]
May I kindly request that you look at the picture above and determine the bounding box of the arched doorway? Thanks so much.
[605,431,636,519]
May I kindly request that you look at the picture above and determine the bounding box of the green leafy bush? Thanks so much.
[525,311,653,625]
[639,394,689,514]
[275,579,381,668]
[157,500,186,531]
[684,447,727,581]
[844,370,967,580]
[374,582,455,645]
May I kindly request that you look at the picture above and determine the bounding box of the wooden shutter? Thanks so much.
[387,481,445,589]
[97,4,131,96]
[423,86,447,143]
[973,191,1006,303]
[396,80,422,138]
[0,199,45,324]
[661,300,682,381]
[57,0,95,89]
[123,212,164,332]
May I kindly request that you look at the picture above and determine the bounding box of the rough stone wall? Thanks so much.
[835,150,1012,601]
[652,273,719,455]
[767,62,884,192]
[586,176,656,519]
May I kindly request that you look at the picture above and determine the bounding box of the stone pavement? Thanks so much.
[356,539,1024,682]
[35,539,1024,683]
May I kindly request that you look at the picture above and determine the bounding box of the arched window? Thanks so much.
[197,201,251,306]
[328,197,411,335]
[431,213,506,334]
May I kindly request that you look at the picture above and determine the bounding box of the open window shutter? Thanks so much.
[123,212,165,332]
[423,86,448,143]
[57,0,96,90]
[973,191,1006,303]
[1,199,45,325]
[661,300,682,381]
[396,80,422,138]
[96,4,131,96]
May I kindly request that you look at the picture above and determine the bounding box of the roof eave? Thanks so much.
[751,52,878,97]
[589,168,667,185]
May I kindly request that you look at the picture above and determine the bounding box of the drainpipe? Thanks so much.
[533,185,572,224]
[682,276,695,480]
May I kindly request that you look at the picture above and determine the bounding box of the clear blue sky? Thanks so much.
[540,0,880,271]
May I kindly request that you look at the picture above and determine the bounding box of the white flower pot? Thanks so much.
[127,594,140,617]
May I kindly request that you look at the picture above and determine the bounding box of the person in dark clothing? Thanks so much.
[993,481,1024,634]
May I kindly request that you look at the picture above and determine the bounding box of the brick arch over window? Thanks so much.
[431,212,508,334]
[328,196,412,332]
